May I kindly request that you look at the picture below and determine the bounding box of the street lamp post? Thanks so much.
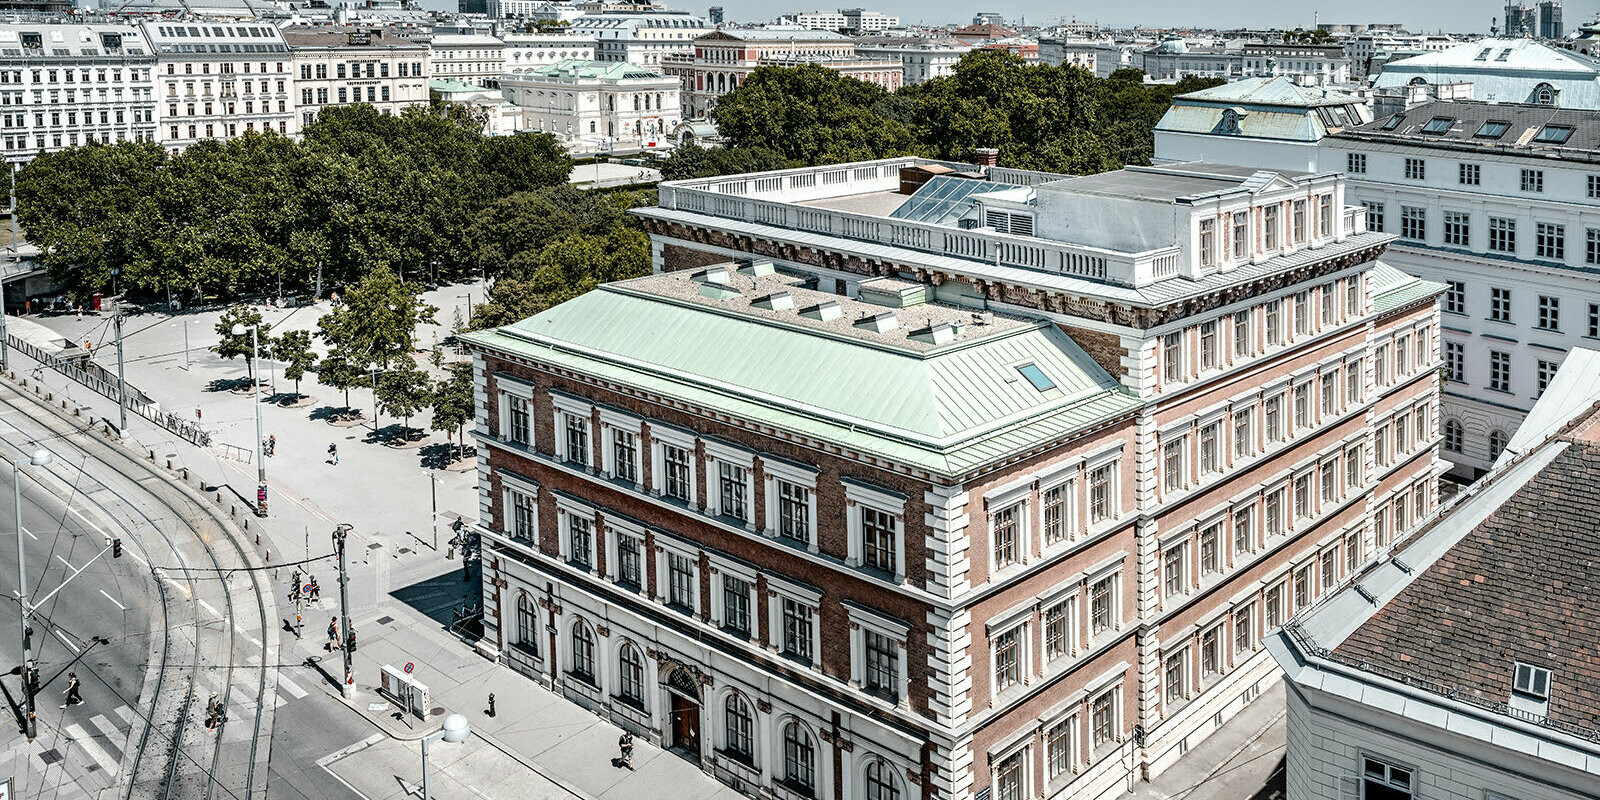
[232,323,267,517]
[420,713,470,800]
[12,449,51,741]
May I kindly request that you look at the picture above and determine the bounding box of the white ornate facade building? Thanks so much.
[501,31,598,74]
[852,36,969,84]
[662,30,902,118]
[141,20,293,150]
[466,156,1445,800]
[0,23,158,163]
[283,27,431,129]
[569,11,712,66]
[499,58,678,151]
[428,33,506,87]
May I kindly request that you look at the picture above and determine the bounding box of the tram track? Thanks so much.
[0,381,274,800]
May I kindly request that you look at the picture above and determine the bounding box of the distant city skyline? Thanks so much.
[682,1,1545,34]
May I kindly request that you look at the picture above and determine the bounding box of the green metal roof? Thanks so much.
[1175,76,1365,108]
[528,58,665,80]
[463,279,1139,476]
[1369,260,1446,314]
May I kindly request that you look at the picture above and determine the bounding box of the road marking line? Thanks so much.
[161,577,191,596]
[113,705,135,725]
[245,653,260,665]
[64,723,119,774]
[20,526,35,541]
[98,590,126,611]
[274,694,285,708]
[277,674,309,699]
[55,555,74,569]
[52,628,80,653]
[88,714,121,743]
[197,599,219,617]
[248,636,262,647]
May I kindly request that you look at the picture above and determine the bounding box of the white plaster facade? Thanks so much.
[143,20,294,149]
[501,31,597,74]
[284,27,431,129]
[0,23,159,163]
[569,12,712,66]
[428,33,506,87]
[500,59,678,150]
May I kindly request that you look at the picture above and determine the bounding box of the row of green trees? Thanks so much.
[211,266,475,457]
[16,103,576,303]
[659,51,1225,180]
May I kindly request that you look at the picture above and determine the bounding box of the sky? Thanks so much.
[692,0,1535,34]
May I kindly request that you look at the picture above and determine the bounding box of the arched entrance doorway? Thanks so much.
[664,666,702,759]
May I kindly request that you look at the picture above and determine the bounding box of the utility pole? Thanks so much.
[183,319,190,371]
[334,523,353,698]
[2,161,16,373]
[428,471,438,551]
[112,298,127,432]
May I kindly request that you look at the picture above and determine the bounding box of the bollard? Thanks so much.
[265,548,270,562]
[256,533,261,546]
[182,468,189,481]
[166,459,172,470]
[231,505,237,518]
[149,450,155,460]
[215,491,221,502]
[44,393,50,401]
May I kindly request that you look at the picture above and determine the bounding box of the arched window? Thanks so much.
[1443,419,1464,453]
[516,593,538,655]
[723,693,753,763]
[865,758,901,800]
[1408,76,1426,86]
[570,620,596,682]
[1535,82,1556,105]
[617,643,644,704]
[782,722,816,795]
[1488,429,1509,460]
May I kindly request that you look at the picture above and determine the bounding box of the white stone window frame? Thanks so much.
[707,554,758,638]
[499,470,541,550]
[602,513,647,595]
[987,729,1032,800]
[1194,406,1229,476]
[550,391,594,469]
[1039,578,1082,665]
[1083,553,1126,642]
[843,479,907,582]
[985,603,1032,700]
[1160,642,1192,709]
[703,437,757,529]
[553,493,599,569]
[495,374,536,447]
[649,422,698,505]
[1034,463,1079,551]
[765,572,823,672]
[763,455,820,552]
[1158,525,1193,602]
[653,532,702,616]
[845,602,911,706]
[597,407,643,486]
[984,478,1032,576]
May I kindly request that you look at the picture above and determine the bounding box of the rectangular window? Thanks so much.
[1292,199,1306,243]
[1320,377,1335,417]
[1233,409,1252,459]
[864,630,898,700]
[1293,475,1310,521]
[617,535,642,589]
[1162,331,1182,382]
[1442,212,1469,247]
[1318,194,1332,237]
[1488,217,1516,253]
[1490,287,1512,322]
[1233,312,1250,357]
[1363,201,1384,233]
[1199,321,1217,370]
[1262,205,1278,250]
[1592,302,1600,338]
[1090,464,1114,522]
[1232,212,1247,259]
[995,751,1023,800]
[1234,605,1254,654]
[1200,422,1220,474]
[1538,359,1558,397]
[1445,280,1465,314]
[1320,550,1337,590]
[1041,484,1067,545]
[1320,287,1334,326]
[1347,359,1363,402]
[1590,174,1600,199]
[1233,507,1253,555]
[1346,152,1366,173]
[992,505,1019,568]
[1046,718,1075,779]
[1090,576,1114,634]
[1403,157,1425,180]
[1164,650,1187,705]
[1490,350,1511,392]
[667,552,696,611]
[1362,757,1415,800]
[993,626,1021,691]
[1293,384,1310,429]
[506,396,529,445]
[1265,396,1283,442]
[510,491,536,543]
[1163,438,1186,493]
[1538,295,1561,331]
[1320,462,1337,504]
[1265,300,1283,346]
[1294,566,1311,609]
[1588,229,1600,265]
[568,515,593,569]
[663,444,692,502]
[1521,168,1544,193]
[564,413,589,466]
[1044,599,1073,660]
[1091,691,1116,748]
[612,431,637,483]
[1266,585,1284,629]
[1199,523,1220,576]
[1293,292,1308,336]
[1265,489,1284,538]
[1537,223,1566,260]
[1459,162,1480,185]
[1199,218,1215,267]
[1399,206,1425,241]
[1163,544,1186,597]
[718,462,748,522]
[781,598,814,663]
[1346,532,1362,573]
[722,575,751,635]
[776,480,811,545]
[1347,446,1363,487]
[862,507,898,574]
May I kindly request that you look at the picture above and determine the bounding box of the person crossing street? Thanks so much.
[327,617,341,652]
[59,672,81,708]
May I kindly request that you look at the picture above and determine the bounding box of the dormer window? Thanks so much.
[1217,107,1245,135]
[1512,662,1550,699]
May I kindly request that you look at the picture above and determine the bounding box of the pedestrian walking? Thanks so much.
[205,693,224,729]
[327,443,338,465]
[616,731,635,770]
[308,574,320,601]
[60,672,81,708]
[327,617,340,652]
[74,306,81,321]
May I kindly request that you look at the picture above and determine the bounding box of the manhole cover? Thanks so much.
[431,707,446,717]
[376,616,394,625]
[38,748,62,765]
[398,547,411,554]
[369,543,384,550]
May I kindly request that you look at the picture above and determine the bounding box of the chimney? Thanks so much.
[973,147,1000,168]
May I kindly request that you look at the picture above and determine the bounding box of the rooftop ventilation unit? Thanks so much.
[908,322,958,345]
[857,277,927,309]
[854,311,900,333]
[696,266,732,285]
[753,291,795,311]
[738,259,776,277]
[972,310,995,326]
[699,282,740,301]
[800,300,843,322]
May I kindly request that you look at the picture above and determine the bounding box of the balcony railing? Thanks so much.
[658,158,1181,289]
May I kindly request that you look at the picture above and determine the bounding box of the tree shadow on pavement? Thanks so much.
[205,376,254,393]
[364,424,426,447]
[419,443,473,470]
[308,405,364,423]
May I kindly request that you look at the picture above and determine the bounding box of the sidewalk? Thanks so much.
[1128,677,1287,800]
[5,290,738,800]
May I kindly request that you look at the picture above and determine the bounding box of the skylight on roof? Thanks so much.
[1420,117,1454,134]
[1496,48,1513,61]
[1474,47,1492,60]
[1016,363,1055,391]
[1533,124,1574,144]
[1512,662,1551,699]
[1381,114,1405,131]
[1474,120,1510,139]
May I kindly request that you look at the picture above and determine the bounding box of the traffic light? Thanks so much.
[346,630,356,652]
[112,538,122,558]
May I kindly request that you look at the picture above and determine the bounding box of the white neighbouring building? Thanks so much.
[1268,350,1600,800]
[499,58,678,152]
[0,23,158,164]
[661,30,903,118]
[851,35,969,84]
[428,33,507,87]
[1373,37,1600,109]
[1154,77,1371,174]
[1037,38,1137,78]
[500,31,597,75]
[569,11,712,66]
[283,27,432,130]
[141,20,294,150]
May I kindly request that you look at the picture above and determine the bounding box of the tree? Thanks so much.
[430,361,474,461]
[276,330,317,399]
[213,306,273,380]
[376,356,434,436]
[710,63,919,164]
[317,266,436,376]
[477,132,573,195]
[316,350,366,415]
